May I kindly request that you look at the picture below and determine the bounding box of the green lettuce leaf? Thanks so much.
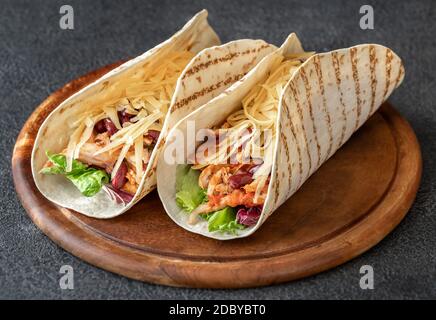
[207,207,245,234]
[66,169,110,197]
[175,165,207,212]
[40,151,109,197]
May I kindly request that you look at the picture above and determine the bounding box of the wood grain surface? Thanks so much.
[12,62,422,288]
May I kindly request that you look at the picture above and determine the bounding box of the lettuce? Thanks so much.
[175,165,207,212]
[175,165,245,234]
[206,207,245,234]
[40,151,109,197]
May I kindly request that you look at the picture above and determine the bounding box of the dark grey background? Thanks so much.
[1,0,435,299]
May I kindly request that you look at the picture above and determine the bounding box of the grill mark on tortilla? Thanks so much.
[183,52,237,79]
[282,98,302,189]
[293,80,313,177]
[300,67,321,168]
[243,55,258,72]
[274,169,280,205]
[146,168,154,178]
[172,73,245,111]
[151,158,158,170]
[313,55,333,162]
[369,45,377,116]
[282,99,303,190]
[280,130,292,194]
[256,44,270,52]
[350,47,362,130]
[331,52,347,147]
[182,44,271,79]
[288,83,311,181]
[395,64,404,89]
[383,48,393,101]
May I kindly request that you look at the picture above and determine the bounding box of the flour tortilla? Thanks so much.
[31,10,276,218]
[156,33,405,239]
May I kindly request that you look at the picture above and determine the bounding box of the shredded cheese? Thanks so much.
[74,117,95,159]
[65,50,195,185]
[65,122,85,172]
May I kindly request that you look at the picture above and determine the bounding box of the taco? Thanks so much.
[31,10,276,218]
[156,33,405,239]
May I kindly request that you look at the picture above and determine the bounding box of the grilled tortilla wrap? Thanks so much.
[31,10,276,218]
[156,33,405,239]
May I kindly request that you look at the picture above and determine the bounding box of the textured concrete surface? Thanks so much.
[1,0,435,299]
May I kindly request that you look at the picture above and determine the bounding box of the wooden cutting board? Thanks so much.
[12,62,422,288]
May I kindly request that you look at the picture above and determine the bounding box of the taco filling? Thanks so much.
[175,51,314,233]
[41,50,195,201]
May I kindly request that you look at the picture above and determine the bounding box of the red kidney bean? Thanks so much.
[104,118,118,136]
[111,161,128,189]
[115,188,134,203]
[236,206,262,226]
[234,164,254,175]
[248,165,261,174]
[94,119,107,133]
[248,159,264,174]
[118,110,133,125]
[145,130,160,144]
[106,184,134,204]
[229,172,253,189]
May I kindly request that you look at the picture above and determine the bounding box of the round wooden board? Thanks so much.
[12,62,422,288]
